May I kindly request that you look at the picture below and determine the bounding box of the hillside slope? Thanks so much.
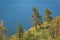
[8,16,60,40]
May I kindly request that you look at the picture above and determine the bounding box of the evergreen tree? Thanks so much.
[31,6,42,30]
[16,24,24,40]
[0,20,8,40]
[44,9,52,22]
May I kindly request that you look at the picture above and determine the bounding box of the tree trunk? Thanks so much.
[35,24,37,30]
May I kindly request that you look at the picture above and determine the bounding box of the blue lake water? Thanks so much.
[0,0,60,35]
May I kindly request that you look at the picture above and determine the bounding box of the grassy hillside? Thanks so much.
[8,16,60,40]
[8,26,58,40]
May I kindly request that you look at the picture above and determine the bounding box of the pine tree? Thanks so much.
[31,6,42,30]
[16,24,24,40]
[0,20,8,40]
[44,9,52,22]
